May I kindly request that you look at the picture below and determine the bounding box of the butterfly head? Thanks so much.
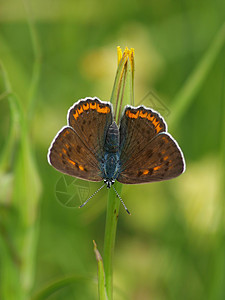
[104,179,115,189]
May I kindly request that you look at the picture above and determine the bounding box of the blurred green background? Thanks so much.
[0,0,225,299]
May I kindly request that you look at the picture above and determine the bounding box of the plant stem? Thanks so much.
[102,47,134,300]
[103,182,122,300]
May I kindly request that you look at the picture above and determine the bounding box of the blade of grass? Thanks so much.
[208,58,225,300]
[0,34,30,103]
[93,240,108,300]
[0,63,23,173]
[0,61,42,298]
[22,0,42,121]
[170,21,225,129]
[31,275,93,300]
[0,232,24,299]
[0,3,42,296]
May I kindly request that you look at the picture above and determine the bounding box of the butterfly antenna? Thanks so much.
[112,186,131,215]
[79,184,105,208]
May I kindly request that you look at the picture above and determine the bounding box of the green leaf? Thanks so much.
[93,240,108,300]
[31,276,92,300]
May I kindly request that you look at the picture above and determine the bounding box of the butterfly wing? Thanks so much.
[118,106,185,184]
[68,97,113,158]
[48,97,113,181]
[48,127,103,181]
[119,105,167,166]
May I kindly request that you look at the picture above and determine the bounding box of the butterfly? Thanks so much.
[48,97,185,213]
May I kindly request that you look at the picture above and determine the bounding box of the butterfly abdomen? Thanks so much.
[104,121,119,153]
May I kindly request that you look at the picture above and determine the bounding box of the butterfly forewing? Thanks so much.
[48,98,114,182]
[119,105,167,169]
[68,98,113,158]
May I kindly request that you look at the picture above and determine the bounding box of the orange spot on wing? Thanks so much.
[63,130,70,136]
[62,149,67,154]
[147,113,154,121]
[90,102,97,109]
[78,165,84,171]
[155,124,162,133]
[153,166,161,171]
[78,106,84,114]
[67,158,76,166]
[146,115,163,132]
[143,170,149,175]
[126,110,139,119]
[73,110,79,120]
[152,119,159,126]
[163,156,169,160]
[65,144,69,149]
[83,103,89,110]
[139,111,148,118]
[162,136,169,143]
[96,104,110,114]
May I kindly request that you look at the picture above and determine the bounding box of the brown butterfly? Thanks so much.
[48,97,185,213]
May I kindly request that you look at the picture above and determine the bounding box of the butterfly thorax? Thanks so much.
[101,122,120,188]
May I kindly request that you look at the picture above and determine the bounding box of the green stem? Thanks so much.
[102,47,134,300]
[103,182,122,300]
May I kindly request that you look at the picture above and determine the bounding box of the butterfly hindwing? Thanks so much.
[118,133,185,184]
[48,127,102,181]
